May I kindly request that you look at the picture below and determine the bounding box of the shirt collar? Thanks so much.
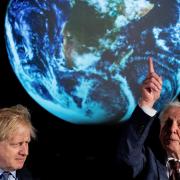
[0,169,16,179]
[166,157,180,168]
[167,157,180,162]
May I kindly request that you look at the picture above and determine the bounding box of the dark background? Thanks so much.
[0,1,123,179]
[0,1,179,179]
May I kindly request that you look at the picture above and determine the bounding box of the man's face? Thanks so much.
[0,124,30,171]
[159,106,180,157]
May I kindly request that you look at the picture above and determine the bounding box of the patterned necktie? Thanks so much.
[0,171,10,180]
[169,160,180,180]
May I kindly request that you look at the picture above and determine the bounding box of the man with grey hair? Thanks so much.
[0,104,37,180]
[117,57,180,180]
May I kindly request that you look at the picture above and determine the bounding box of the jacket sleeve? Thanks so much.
[116,105,156,177]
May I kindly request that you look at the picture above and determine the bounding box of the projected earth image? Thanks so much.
[5,0,180,124]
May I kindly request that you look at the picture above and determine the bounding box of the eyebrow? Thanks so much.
[165,117,180,123]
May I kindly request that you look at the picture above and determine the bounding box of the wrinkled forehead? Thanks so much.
[7,124,31,139]
[161,106,180,122]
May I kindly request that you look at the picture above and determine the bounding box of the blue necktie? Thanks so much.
[0,172,10,180]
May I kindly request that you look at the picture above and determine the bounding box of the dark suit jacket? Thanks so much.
[16,168,39,180]
[116,106,168,180]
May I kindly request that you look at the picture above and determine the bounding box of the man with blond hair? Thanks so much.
[0,104,37,180]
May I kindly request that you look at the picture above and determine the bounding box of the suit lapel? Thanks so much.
[156,160,168,180]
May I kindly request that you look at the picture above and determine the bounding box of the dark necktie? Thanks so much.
[169,160,180,180]
[0,171,10,180]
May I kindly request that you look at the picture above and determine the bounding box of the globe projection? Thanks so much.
[5,0,180,124]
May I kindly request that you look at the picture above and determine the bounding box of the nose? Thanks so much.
[20,143,29,156]
[169,121,178,134]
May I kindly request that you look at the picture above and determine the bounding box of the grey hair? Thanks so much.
[159,101,180,124]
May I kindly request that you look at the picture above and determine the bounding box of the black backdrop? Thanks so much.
[0,1,123,179]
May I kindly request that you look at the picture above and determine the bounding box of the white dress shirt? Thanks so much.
[0,169,17,180]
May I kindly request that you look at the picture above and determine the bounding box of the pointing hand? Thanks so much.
[139,57,162,108]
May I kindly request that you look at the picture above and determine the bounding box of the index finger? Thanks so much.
[148,57,155,73]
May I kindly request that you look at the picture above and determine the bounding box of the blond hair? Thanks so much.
[0,104,36,141]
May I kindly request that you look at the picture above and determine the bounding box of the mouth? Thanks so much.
[165,139,179,144]
[16,158,25,163]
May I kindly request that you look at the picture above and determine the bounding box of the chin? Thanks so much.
[15,163,24,170]
[165,144,179,153]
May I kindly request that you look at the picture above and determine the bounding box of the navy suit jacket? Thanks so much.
[116,106,169,180]
[16,168,38,180]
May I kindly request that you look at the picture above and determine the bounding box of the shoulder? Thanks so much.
[16,168,38,180]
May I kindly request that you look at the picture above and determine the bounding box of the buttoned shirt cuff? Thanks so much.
[138,104,157,117]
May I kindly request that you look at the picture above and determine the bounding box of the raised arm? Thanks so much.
[116,57,163,178]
